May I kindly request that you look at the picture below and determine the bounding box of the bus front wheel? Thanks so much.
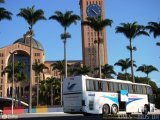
[111,104,118,114]
[142,105,148,115]
[103,104,110,114]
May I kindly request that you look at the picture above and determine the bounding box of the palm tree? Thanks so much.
[51,60,65,105]
[49,11,80,78]
[83,16,113,78]
[17,5,46,112]
[39,80,47,104]
[101,64,116,79]
[68,67,76,76]
[51,60,65,78]
[146,22,160,46]
[17,6,46,30]
[45,77,61,105]
[114,58,137,80]
[75,65,91,75]
[3,61,26,102]
[32,62,48,105]
[115,22,149,82]
[136,64,158,78]
[115,58,137,74]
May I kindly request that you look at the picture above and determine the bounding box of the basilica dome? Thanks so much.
[13,38,44,50]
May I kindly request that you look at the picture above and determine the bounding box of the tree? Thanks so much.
[75,65,91,75]
[3,61,26,101]
[45,77,61,105]
[51,60,65,105]
[51,60,65,78]
[146,22,160,46]
[101,64,116,79]
[83,15,112,78]
[114,58,136,80]
[49,11,80,78]
[32,62,48,105]
[136,64,158,79]
[115,22,149,82]
[39,80,47,105]
[17,5,46,112]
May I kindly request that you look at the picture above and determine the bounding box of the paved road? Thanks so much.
[0,110,160,120]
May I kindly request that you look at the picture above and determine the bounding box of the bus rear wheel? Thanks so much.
[103,104,110,115]
[111,104,118,114]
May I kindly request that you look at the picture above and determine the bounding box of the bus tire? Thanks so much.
[142,105,148,115]
[103,104,110,115]
[111,104,118,114]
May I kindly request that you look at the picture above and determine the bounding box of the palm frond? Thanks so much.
[0,0,4,3]
[146,21,160,38]
[17,6,46,28]
[61,32,71,40]
[49,10,80,29]
[0,7,12,21]
[156,42,160,46]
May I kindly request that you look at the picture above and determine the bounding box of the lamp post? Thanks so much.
[10,51,17,115]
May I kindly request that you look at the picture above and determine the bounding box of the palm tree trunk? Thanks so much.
[97,31,101,78]
[64,28,67,78]
[51,83,53,106]
[60,75,63,106]
[129,39,135,82]
[29,27,33,113]
[147,74,149,84]
[11,55,15,114]
[15,83,17,106]
[37,75,40,106]
[125,69,128,80]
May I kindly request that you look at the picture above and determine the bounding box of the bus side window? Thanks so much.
[109,82,114,92]
[95,81,102,91]
[137,85,140,94]
[133,85,136,93]
[90,80,95,91]
[118,83,122,91]
[142,86,147,94]
[98,81,102,91]
[122,83,128,90]
[137,85,143,94]
[107,82,111,92]
[95,81,99,91]
[113,83,118,92]
[86,79,90,91]
[147,86,153,95]
[128,84,133,93]
[125,84,129,91]
[102,81,107,92]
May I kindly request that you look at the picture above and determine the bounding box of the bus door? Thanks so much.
[119,89,128,111]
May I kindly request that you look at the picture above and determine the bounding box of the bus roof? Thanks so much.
[82,75,151,87]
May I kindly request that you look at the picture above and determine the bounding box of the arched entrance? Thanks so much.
[7,50,30,104]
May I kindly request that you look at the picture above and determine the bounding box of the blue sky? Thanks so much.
[0,0,160,87]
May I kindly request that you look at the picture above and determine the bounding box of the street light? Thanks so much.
[10,51,17,115]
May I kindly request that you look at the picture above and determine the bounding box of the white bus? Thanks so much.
[63,75,155,115]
